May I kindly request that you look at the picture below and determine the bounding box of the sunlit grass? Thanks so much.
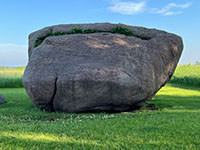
[157,83,200,96]
[173,64,200,77]
[151,83,200,111]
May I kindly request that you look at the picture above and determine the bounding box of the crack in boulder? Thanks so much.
[50,76,57,112]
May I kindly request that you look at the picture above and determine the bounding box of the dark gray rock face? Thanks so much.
[0,94,6,104]
[23,23,183,113]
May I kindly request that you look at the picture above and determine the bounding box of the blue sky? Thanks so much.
[0,0,199,66]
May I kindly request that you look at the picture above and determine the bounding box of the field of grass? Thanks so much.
[0,67,24,88]
[170,64,200,86]
[0,64,200,149]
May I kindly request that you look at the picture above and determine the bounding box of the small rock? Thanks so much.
[0,94,6,104]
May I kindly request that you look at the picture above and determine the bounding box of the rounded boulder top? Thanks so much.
[23,23,183,113]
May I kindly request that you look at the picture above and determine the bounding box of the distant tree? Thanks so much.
[195,61,200,65]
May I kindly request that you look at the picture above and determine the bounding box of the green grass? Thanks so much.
[34,26,150,47]
[111,26,149,40]
[170,64,200,86]
[0,67,24,88]
[0,84,200,149]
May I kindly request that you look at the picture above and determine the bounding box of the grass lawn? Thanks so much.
[0,83,200,150]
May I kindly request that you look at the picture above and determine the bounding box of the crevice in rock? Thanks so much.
[72,80,75,102]
[109,82,113,102]
[123,70,132,78]
[50,76,58,112]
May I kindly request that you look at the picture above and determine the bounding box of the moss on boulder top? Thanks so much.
[34,26,150,47]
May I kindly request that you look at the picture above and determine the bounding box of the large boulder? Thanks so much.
[0,94,6,104]
[23,23,183,113]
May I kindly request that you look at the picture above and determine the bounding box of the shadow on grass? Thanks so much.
[168,83,200,91]
[152,95,200,110]
[170,76,200,87]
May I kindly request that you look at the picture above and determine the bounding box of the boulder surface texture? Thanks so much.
[23,23,183,113]
[0,94,6,104]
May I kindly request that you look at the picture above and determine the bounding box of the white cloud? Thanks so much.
[110,0,120,4]
[154,2,191,16]
[163,11,182,16]
[108,1,146,15]
[108,1,191,16]
[0,43,28,67]
[177,3,191,9]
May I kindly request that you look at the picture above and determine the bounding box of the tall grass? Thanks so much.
[0,67,24,88]
[170,64,200,86]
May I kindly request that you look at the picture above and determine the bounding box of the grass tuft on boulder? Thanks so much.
[34,26,149,47]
